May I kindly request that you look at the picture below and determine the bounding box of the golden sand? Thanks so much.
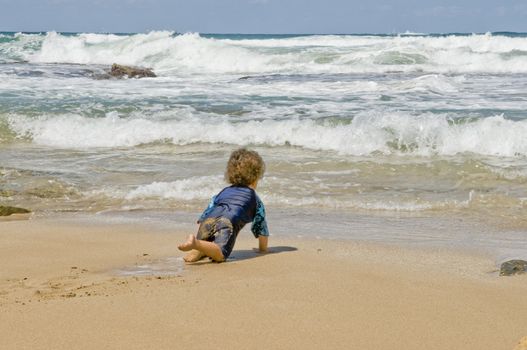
[1,218,526,350]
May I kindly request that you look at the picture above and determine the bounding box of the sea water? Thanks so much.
[1,31,526,259]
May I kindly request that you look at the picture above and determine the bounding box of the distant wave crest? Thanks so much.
[1,31,527,73]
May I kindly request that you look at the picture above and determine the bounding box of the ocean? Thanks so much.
[1,31,526,259]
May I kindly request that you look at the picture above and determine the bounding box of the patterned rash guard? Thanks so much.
[198,185,270,238]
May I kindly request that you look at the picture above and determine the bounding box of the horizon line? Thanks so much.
[1,30,526,36]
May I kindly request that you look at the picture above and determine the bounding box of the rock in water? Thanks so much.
[0,206,31,216]
[0,189,17,197]
[514,336,527,350]
[500,260,527,276]
[109,64,156,78]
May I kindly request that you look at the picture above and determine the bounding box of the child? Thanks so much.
[178,148,269,262]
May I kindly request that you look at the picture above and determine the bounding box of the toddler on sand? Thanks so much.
[178,148,269,262]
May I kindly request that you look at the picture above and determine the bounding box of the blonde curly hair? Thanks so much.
[225,148,265,186]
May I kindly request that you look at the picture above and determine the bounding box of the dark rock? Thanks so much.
[108,63,156,79]
[0,206,31,216]
[500,260,527,276]
[0,189,17,197]
[92,73,112,80]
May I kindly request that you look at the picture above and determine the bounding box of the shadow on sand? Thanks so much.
[187,246,298,265]
[229,246,298,261]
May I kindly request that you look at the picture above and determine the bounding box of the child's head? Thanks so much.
[225,148,265,187]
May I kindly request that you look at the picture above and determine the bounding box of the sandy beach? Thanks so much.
[1,217,526,350]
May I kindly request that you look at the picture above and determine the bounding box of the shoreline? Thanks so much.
[1,217,526,349]
[21,208,527,263]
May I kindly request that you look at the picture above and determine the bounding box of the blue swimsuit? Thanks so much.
[197,185,269,259]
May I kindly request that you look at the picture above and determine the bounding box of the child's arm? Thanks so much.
[258,235,268,253]
[251,195,270,253]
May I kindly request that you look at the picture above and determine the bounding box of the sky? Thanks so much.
[1,0,526,34]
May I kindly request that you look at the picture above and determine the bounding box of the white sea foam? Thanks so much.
[125,176,223,201]
[7,112,527,157]
[104,175,437,211]
[0,32,42,63]
[259,193,439,211]
[398,74,464,94]
[7,31,527,74]
[94,178,525,214]
[29,32,274,74]
[115,179,473,212]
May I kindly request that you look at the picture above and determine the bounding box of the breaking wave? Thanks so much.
[2,31,527,74]
[6,111,527,157]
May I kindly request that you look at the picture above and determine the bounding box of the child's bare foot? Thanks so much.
[178,234,197,252]
[183,249,205,262]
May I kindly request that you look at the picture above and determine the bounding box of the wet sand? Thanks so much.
[1,218,526,350]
